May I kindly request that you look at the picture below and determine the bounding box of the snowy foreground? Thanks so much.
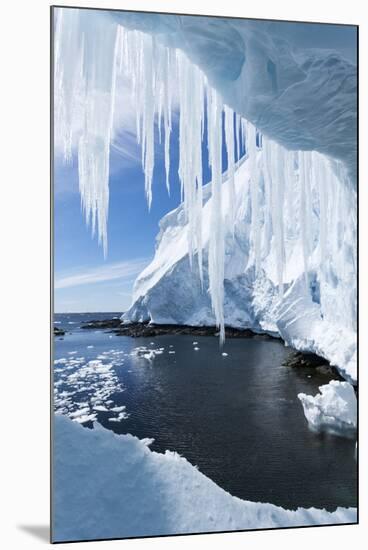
[53,415,356,542]
[298,381,357,437]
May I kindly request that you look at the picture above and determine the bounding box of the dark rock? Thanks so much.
[282,351,329,369]
[111,322,268,339]
[54,326,65,336]
[282,350,344,381]
[316,365,336,376]
[81,318,122,330]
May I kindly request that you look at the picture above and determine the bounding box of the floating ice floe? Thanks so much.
[131,346,165,362]
[194,347,200,351]
[93,405,109,412]
[222,352,228,357]
[54,358,68,365]
[298,380,357,438]
[110,406,126,413]
[108,411,128,422]
[53,357,125,423]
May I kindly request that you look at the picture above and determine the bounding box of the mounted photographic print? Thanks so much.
[51,5,358,543]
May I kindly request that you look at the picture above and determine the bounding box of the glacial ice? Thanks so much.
[123,150,357,382]
[298,380,357,437]
[54,9,356,381]
[53,414,356,541]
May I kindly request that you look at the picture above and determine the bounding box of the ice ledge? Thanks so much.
[52,415,356,542]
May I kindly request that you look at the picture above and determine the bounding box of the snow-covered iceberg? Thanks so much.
[298,380,357,437]
[52,415,356,542]
[123,148,356,383]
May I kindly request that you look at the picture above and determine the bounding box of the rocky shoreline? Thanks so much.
[58,317,344,381]
[282,351,345,381]
[80,319,273,339]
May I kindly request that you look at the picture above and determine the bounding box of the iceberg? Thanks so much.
[122,149,356,382]
[298,380,357,437]
[52,415,356,542]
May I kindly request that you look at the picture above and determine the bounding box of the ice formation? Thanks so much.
[123,151,356,381]
[53,414,356,542]
[54,9,357,378]
[53,353,127,423]
[298,380,357,437]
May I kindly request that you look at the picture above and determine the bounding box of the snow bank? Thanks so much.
[298,381,357,437]
[52,415,356,542]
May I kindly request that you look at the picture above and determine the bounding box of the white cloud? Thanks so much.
[55,258,148,289]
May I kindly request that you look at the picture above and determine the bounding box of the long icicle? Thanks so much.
[207,87,225,344]
[224,105,236,236]
[248,122,261,273]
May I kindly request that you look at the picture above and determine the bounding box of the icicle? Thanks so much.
[313,152,327,263]
[269,141,285,295]
[235,113,241,162]
[193,70,205,285]
[207,87,225,344]
[55,10,120,256]
[260,140,272,258]
[224,105,236,235]
[283,149,297,237]
[163,48,172,194]
[54,9,83,163]
[241,117,247,156]
[141,34,156,209]
[175,49,206,281]
[298,151,310,288]
[248,123,261,273]
[304,152,313,259]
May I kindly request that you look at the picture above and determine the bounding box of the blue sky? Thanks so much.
[54,110,218,313]
[55,121,179,312]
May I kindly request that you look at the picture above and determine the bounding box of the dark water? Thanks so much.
[53,313,357,512]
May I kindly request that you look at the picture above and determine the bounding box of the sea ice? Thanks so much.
[108,412,128,422]
[110,406,126,413]
[298,381,357,437]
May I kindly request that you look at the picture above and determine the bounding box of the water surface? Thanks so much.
[53,313,357,511]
